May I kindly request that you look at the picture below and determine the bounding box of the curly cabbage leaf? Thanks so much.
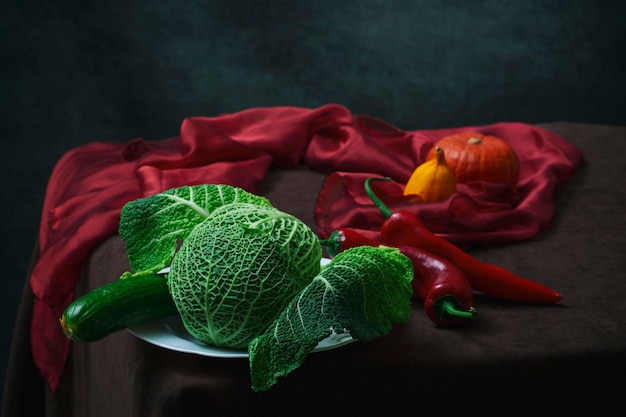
[247,245,414,391]
[118,184,271,275]
[167,203,322,349]
[205,203,322,282]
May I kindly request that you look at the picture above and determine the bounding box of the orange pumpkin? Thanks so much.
[428,132,520,188]
[404,146,457,203]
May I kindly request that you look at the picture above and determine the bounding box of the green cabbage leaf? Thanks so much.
[247,245,414,391]
[118,184,271,275]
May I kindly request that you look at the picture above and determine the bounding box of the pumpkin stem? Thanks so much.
[468,137,483,145]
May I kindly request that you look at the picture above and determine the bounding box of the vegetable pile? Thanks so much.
[60,131,563,390]
[59,184,415,391]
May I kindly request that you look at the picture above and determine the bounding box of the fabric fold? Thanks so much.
[314,122,584,243]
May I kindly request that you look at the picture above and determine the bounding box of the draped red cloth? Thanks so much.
[30,104,583,391]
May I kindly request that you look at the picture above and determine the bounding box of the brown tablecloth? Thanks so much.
[3,122,626,416]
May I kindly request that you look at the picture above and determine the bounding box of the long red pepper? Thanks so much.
[321,228,477,327]
[364,177,562,304]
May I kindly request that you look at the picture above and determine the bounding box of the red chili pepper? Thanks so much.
[321,228,477,327]
[364,177,562,304]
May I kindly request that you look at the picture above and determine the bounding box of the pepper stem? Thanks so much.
[436,296,477,320]
[318,231,342,257]
[364,177,393,218]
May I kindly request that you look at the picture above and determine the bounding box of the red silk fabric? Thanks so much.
[314,121,584,244]
[30,104,583,391]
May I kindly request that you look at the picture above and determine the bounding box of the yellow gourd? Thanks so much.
[403,146,457,203]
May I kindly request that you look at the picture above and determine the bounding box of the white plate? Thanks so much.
[128,315,354,358]
[128,257,355,358]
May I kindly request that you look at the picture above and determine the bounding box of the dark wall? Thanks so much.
[1,0,624,403]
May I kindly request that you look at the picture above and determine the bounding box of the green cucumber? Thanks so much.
[60,273,179,343]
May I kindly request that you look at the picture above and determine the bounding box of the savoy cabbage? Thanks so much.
[166,201,322,348]
[118,184,413,391]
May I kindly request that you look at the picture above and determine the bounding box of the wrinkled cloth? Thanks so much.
[314,122,584,244]
[29,103,583,392]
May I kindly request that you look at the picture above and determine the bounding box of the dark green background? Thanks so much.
[1,0,624,403]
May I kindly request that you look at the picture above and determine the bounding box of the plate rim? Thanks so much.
[128,316,355,358]
[128,257,355,358]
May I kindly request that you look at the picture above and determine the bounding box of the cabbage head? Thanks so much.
[167,203,322,348]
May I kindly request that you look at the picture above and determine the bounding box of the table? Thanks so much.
[3,122,625,417]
